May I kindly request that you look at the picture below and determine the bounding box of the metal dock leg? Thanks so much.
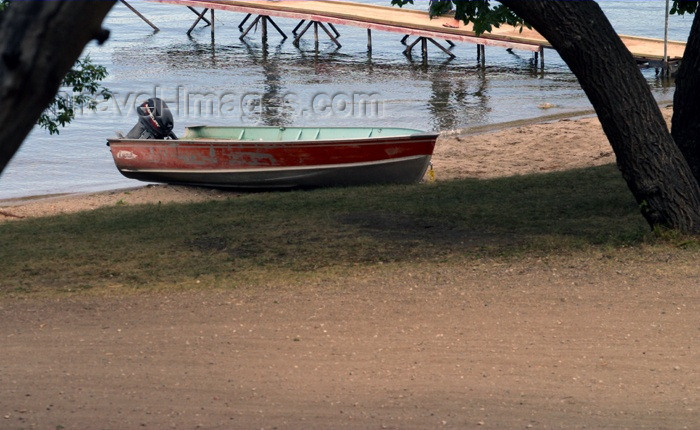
[292,20,306,36]
[293,20,314,46]
[187,7,210,35]
[292,20,340,49]
[240,15,262,39]
[266,16,288,40]
[403,37,455,59]
[427,38,456,58]
[238,13,252,32]
[187,6,211,26]
[121,0,159,32]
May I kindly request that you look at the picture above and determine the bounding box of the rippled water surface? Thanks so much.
[0,1,693,199]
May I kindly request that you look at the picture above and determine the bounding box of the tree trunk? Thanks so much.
[672,12,700,184]
[0,0,116,174]
[499,0,700,233]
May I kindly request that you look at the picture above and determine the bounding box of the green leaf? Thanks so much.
[38,56,110,134]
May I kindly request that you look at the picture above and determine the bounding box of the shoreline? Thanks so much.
[0,105,673,221]
[0,108,602,207]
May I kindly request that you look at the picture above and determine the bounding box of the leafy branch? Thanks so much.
[37,57,112,135]
[392,0,696,34]
[391,0,528,34]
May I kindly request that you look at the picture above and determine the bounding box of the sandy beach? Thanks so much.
[0,106,653,221]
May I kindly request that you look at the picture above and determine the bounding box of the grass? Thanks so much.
[0,164,696,295]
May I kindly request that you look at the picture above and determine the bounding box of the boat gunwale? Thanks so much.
[107,132,439,147]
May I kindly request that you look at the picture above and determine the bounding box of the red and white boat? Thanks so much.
[107,126,438,189]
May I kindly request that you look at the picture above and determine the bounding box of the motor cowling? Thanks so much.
[126,98,177,140]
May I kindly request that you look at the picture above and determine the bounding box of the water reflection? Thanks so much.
[418,64,490,130]
[241,41,293,126]
[113,35,579,132]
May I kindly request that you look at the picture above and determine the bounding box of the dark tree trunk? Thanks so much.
[499,0,700,233]
[672,12,700,184]
[0,0,116,174]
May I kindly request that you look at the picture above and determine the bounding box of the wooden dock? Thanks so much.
[148,0,686,65]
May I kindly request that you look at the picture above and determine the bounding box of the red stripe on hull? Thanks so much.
[109,137,436,172]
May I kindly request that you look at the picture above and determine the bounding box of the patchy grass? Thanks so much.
[0,165,696,295]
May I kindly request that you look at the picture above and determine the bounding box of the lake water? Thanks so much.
[0,1,693,199]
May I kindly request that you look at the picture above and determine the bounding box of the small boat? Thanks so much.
[107,125,438,189]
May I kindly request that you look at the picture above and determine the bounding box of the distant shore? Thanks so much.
[0,106,673,222]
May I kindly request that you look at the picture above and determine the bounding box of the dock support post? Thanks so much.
[240,15,261,39]
[403,37,455,59]
[261,16,267,42]
[187,6,211,26]
[427,38,456,58]
[477,44,485,66]
[187,7,209,35]
[293,21,313,46]
[238,13,251,32]
[121,0,159,32]
[314,22,319,49]
[367,29,372,52]
[328,23,341,39]
[404,37,421,56]
[664,0,670,76]
[292,20,306,36]
[318,22,341,47]
[291,20,340,49]
[266,17,287,40]
[539,46,545,69]
[239,15,287,41]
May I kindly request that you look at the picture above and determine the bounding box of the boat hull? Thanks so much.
[107,129,437,189]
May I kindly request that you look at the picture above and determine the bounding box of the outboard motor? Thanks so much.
[126,98,177,139]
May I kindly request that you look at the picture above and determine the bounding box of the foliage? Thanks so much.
[0,0,8,13]
[392,0,697,34]
[37,57,112,135]
[391,0,527,34]
[671,0,698,15]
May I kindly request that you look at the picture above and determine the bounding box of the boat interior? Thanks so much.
[182,126,427,141]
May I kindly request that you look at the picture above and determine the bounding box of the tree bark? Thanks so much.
[0,0,116,174]
[672,12,700,184]
[499,0,700,233]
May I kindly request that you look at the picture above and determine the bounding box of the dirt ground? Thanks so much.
[1,254,697,429]
[1,108,697,429]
